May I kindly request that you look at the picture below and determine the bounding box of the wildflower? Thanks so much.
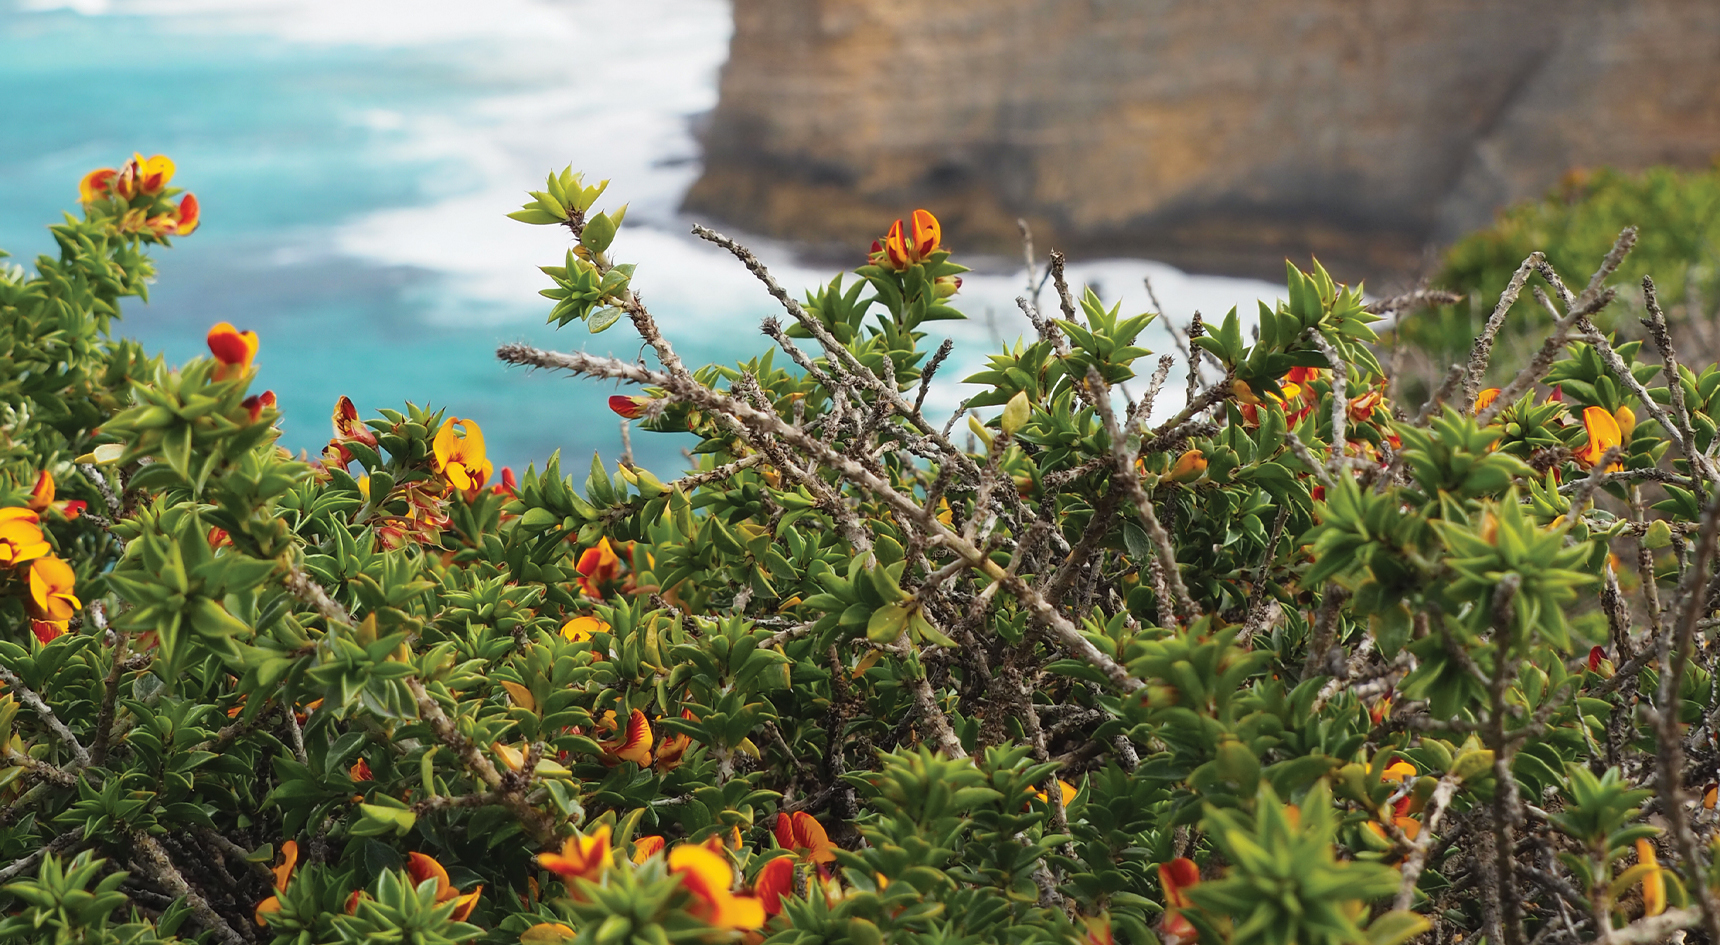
[869,209,944,271]
[1615,404,1637,441]
[1031,780,1079,807]
[1382,760,1417,784]
[330,396,378,456]
[1575,406,1624,472]
[79,168,117,203]
[1347,388,1384,423]
[1638,840,1665,917]
[433,417,493,496]
[350,758,372,781]
[1475,388,1501,414]
[27,471,85,521]
[539,824,612,888]
[404,852,482,921]
[632,835,666,864]
[1588,645,1616,678]
[755,855,796,916]
[127,153,175,195]
[146,194,200,237]
[491,467,518,498]
[1166,450,1206,483]
[254,840,298,925]
[28,556,80,621]
[521,923,579,944]
[609,395,651,419]
[207,322,259,382]
[561,614,607,643]
[0,508,50,566]
[576,538,622,597]
[668,844,766,931]
[599,708,653,766]
[1158,857,1200,944]
[31,620,66,644]
[774,811,837,864]
[1083,916,1115,945]
[655,708,697,772]
[242,390,276,424]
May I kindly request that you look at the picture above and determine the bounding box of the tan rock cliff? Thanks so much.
[684,0,1720,281]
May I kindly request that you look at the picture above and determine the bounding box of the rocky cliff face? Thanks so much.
[684,0,1720,282]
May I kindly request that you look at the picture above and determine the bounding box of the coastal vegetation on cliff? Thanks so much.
[3,158,1720,945]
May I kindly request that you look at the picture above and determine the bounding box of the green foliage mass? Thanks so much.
[1399,164,1720,372]
[1,158,1717,945]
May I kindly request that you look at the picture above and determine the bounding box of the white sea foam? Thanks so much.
[21,0,1282,424]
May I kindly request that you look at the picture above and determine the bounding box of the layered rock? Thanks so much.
[685,0,1720,281]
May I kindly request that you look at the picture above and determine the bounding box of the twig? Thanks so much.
[0,664,90,768]
[129,831,247,945]
[1464,253,1544,406]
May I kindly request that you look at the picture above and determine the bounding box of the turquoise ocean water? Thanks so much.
[0,0,1281,476]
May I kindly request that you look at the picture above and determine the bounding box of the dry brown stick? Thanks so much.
[1643,277,1710,488]
[1415,362,1469,426]
[1652,494,1720,945]
[0,829,80,884]
[1089,370,1198,618]
[0,664,89,768]
[1464,252,1545,407]
[1303,328,1348,477]
[87,629,129,768]
[1476,288,1615,428]
[130,831,248,945]
[500,343,1149,694]
[1583,907,1703,945]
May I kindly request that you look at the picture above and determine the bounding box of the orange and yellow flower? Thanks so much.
[242,390,276,424]
[632,834,666,864]
[773,811,837,865]
[669,844,766,931]
[1347,388,1384,423]
[539,824,612,888]
[404,851,482,921]
[654,708,698,773]
[755,855,796,916]
[561,614,608,643]
[1158,857,1199,945]
[79,168,117,204]
[576,538,622,598]
[870,209,944,272]
[147,194,200,237]
[130,153,176,195]
[31,620,67,644]
[1638,839,1665,917]
[1474,387,1501,414]
[599,708,654,766]
[254,840,298,925]
[433,417,493,496]
[609,395,651,419]
[207,322,259,382]
[0,508,50,566]
[1031,779,1079,808]
[1165,450,1206,483]
[1575,405,1624,472]
[27,556,80,621]
[27,472,84,522]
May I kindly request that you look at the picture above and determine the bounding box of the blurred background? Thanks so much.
[4,0,1718,473]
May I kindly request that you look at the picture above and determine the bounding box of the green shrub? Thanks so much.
[2,156,1718,945]
[1399,164,1720,378]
